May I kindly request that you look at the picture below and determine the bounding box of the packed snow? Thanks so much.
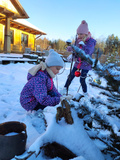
[0,61,120,160]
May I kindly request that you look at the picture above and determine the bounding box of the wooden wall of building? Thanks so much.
[0,23,35,53]
[0,24,4,52]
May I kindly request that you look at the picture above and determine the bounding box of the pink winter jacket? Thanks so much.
[20,70,61,111]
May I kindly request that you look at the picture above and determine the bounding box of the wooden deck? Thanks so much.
[0,53,39,64]
[0,53,68,65]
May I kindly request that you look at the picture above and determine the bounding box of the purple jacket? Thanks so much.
[79,37,96,70]
[67,37,96,70]
[20,70,61,111]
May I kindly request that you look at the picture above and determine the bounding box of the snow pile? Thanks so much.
[0,62,120,160]
[28,107,104,160]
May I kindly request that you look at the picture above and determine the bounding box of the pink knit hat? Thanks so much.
[77,20,89,35]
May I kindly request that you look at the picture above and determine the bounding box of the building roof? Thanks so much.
[0,0,47,35]
[0,0,29,19]
[10,0,29,19]
[0,18,46,35]
[12,19,47,35]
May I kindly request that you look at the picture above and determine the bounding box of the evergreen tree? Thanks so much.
[104,34,119,55]
[104,34,119,65]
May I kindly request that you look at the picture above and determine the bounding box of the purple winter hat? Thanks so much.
[77,20,89,35]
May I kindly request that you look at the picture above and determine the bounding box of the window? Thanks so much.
[10,30,14,44]
[21,33,28,47]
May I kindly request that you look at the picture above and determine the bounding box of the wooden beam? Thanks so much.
[10,0,29,18]
[35,35,42,40]
[4,17,11,53]
[0,19,5,25]
[23,28,30,31]
[17,26,25,29]
[0,13,6,19]
[0,7,18,19]
[0,7,5,13]
[6,12,15,18]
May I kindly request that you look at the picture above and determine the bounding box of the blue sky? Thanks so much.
[19,0,120,41]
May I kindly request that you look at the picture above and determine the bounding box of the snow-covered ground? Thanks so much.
[0,61,119,160]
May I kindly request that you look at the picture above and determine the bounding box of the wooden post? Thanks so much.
[56,99,74,124]
[4,17,11,54]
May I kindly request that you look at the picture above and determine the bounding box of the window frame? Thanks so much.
[21,33,28,47]
[10,30,14,44]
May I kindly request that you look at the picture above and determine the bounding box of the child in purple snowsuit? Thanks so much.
[64,20,96,95]
[20,49,64,111]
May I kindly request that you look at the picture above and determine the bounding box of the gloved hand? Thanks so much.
[67,54,72,62]
[79,41,85,46]
[67,46,73,52]
[60,95,73,101]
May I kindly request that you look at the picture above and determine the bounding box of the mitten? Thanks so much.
[67,54,72,62]
[60,95,73,101]
[67,46,73,52]
[79,41,85,46]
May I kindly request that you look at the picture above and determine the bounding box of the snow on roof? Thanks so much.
[13,19,46,35]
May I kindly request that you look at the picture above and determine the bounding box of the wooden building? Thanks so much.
[0,0,46,53]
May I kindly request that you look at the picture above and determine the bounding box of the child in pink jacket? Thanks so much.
[20,49,64,111]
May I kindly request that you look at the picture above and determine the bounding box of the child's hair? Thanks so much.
[45,49,64,67]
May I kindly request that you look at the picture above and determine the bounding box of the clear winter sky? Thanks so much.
[19,0,120,41]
